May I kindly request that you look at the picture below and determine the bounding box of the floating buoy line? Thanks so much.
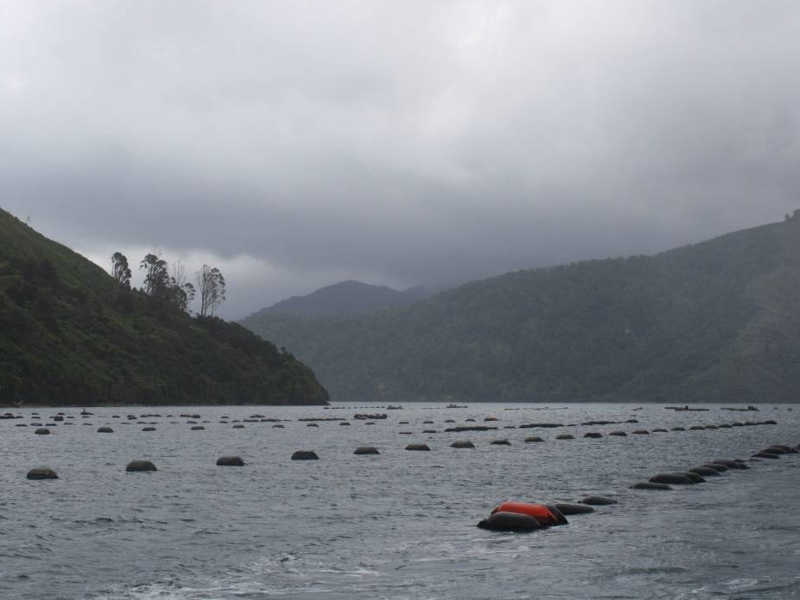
[9,408,796,533]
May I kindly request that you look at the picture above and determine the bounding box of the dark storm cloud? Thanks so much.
[2,1,800,317]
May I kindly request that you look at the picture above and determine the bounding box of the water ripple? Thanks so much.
[1,403,798,599]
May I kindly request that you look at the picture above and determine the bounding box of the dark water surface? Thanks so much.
[1,403,799,599]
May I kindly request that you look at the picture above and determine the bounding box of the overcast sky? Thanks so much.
[2,1,799,318]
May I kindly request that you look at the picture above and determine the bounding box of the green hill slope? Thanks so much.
[0,209,329,406]
[241,214,800,403]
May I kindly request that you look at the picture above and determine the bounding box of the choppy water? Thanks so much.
[1,403,799,600]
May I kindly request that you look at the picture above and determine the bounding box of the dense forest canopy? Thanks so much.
[0,208,329,406]
[242,213,800,404]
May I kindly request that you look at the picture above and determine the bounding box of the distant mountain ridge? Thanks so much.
[0,208,329,406]
[263,280,432,317]
[241,213,800,404]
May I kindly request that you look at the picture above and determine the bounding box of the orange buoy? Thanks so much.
[491,501,566,526]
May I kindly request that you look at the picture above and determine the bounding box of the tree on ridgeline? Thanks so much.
[173,280,196,313]
[170,261,196,313]
[197,264,226,317]
[171,261,189,290]
[139,253,197,312]
[140,253,170,297]
[111,252,132,288]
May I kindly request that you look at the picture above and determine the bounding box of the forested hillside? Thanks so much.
[262,280,432,317]
[0,208,329,406]
[242,214,800,404]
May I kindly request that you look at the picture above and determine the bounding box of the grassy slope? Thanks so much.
[0,209,329,406]
[241,216,800,403]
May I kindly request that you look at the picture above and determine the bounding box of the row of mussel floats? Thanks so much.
[26,457,246,479]
[477,443,799,532]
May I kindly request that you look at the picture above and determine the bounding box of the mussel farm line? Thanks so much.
[10,407,798,533]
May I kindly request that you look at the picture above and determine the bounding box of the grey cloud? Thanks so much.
[2,1,799,318]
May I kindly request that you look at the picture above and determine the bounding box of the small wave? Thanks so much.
[724,577,761,590]
[93,578,344,599]
[72,517,115,525]
[191,528,222,536]
[621,567,688,575]
[688,575,800,598]
[317,566,381,577]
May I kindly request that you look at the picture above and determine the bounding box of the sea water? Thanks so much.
[1,403,798,599]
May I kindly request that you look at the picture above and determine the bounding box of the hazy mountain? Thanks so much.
[241,213,800,404]
[0,208,328,406]
[261,280,433,317]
